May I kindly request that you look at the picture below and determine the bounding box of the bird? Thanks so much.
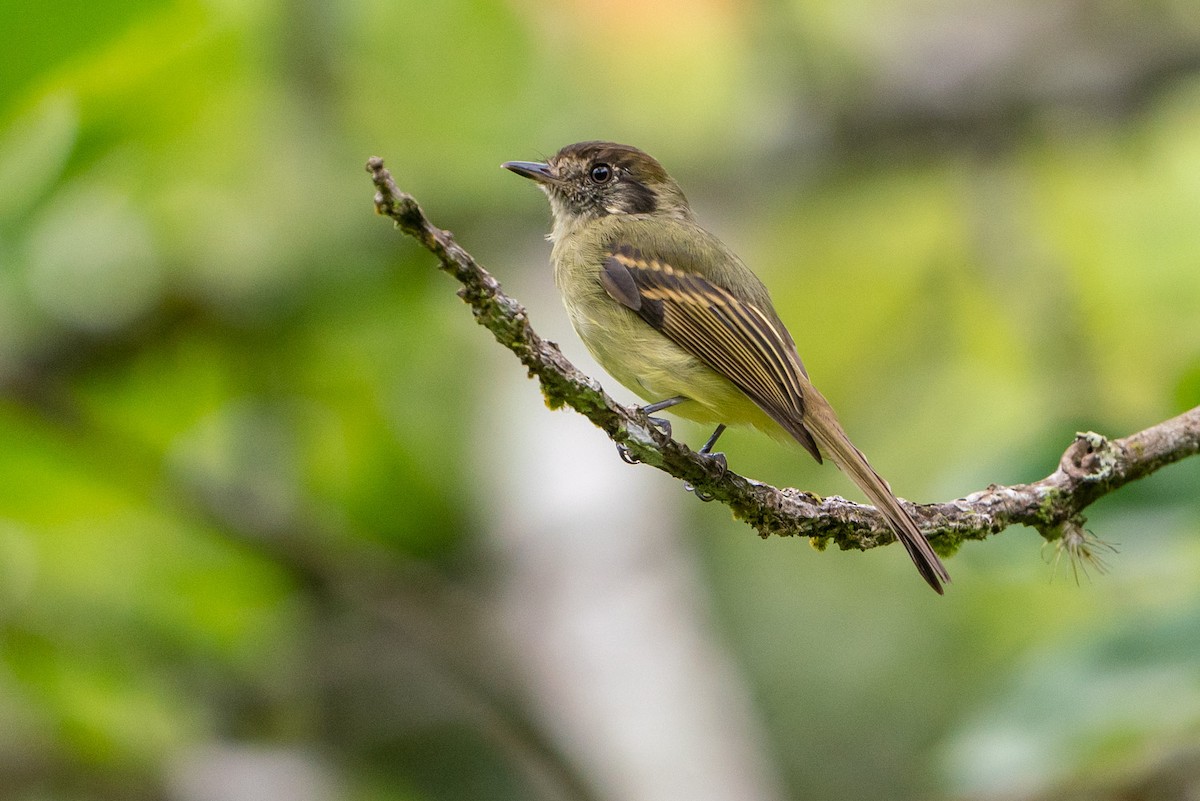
[503,141,949,593]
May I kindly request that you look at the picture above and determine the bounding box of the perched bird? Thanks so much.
[503,141,949,593]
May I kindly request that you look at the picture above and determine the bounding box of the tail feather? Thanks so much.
[782,403,950,594]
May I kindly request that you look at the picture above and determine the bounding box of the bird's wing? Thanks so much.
[601,242,822,462]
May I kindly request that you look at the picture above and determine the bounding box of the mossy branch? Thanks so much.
[366,156,1200,558]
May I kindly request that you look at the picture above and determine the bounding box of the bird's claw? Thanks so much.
[618,413,672,465]
[685,451,727,502]
[646,415,672,439]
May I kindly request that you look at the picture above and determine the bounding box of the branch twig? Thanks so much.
[366,157,1200,556]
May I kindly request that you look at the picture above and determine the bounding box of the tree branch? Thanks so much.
[366,157,1200,556]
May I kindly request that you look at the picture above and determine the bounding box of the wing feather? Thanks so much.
[603,244,820,461]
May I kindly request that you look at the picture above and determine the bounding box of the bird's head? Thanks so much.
[504,141,692,238]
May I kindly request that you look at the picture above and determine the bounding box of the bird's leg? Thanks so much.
[617,396,686,464]
[639,396,686,439]
[698,423,727,455]
[686,424,727,501]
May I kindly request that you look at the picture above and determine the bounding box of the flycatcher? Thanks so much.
[504,141,949,594]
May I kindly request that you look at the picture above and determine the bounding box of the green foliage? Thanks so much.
[1,1,1198,800]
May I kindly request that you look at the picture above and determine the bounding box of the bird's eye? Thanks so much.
[589,163,613,184]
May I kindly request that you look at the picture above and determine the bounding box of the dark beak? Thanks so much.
[502,160,556,184]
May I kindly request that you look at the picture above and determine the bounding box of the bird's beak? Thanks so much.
[502,160,556,184]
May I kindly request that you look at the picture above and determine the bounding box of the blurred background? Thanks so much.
[2,1,1200,799]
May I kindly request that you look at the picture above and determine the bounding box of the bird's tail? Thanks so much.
[786,395,950,594]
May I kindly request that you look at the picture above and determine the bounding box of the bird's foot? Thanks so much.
[646,415,672,439]
[616,414,674,464]
[685,451,728,502]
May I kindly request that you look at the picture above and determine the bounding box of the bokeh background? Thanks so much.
[3,1,1200,799]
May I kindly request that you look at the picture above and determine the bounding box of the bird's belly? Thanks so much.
[567,300,776,433]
